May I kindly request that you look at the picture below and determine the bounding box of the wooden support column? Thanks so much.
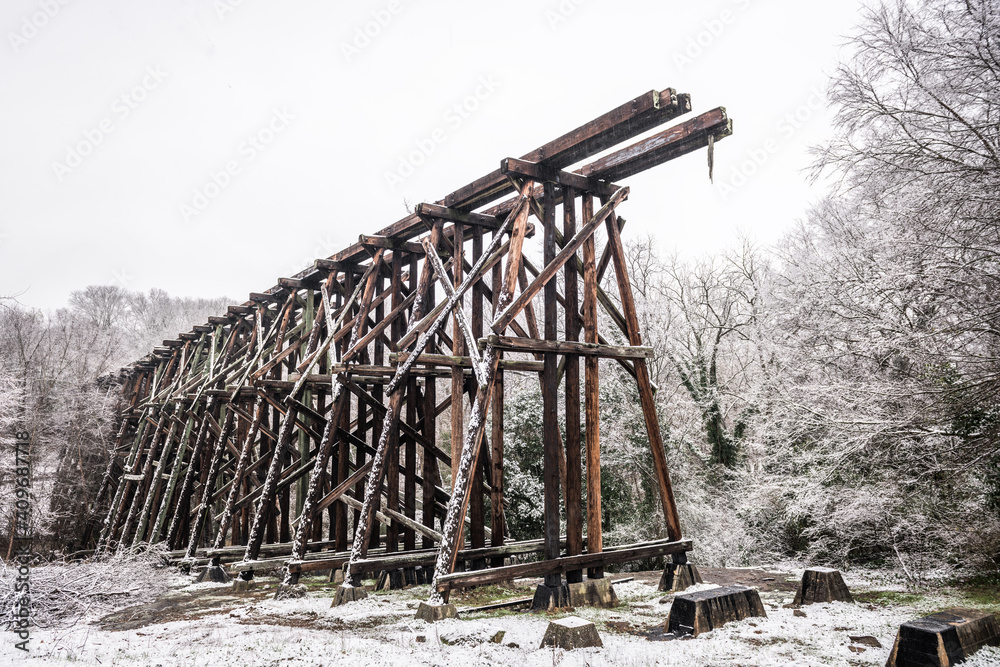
[469,227,486,568]
[420,248,438,551]
[489,252,506,568]
[450,222,465,555]
[563,188,583,584]
[582,194,603,579]
[335,271,354,552]
[150,413,197,543]
[133,413,181,545]
[383,263,400,557]
[541,181,562,589]
[603,203,682,542]
[297,290,315,516]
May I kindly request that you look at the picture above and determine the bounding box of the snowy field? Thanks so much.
[4,564,999,666]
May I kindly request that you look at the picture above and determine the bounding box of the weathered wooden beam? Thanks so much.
[314,258,359,274]
[435,539,693,592]
[415,203,503,229]
[359,234,452,258]
[390,352,543,373]
[442,88,688,212]
[603,204,683,542]
[249,291,284,303]
[279,277,320,290]
[481,335,653,360]
[501,158,619,197]
[580,107,732,182]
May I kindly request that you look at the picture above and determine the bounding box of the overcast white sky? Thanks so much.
[1,0,865,311]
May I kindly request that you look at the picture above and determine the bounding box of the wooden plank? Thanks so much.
[482,335,653,360]
[501,158,619,197]
[391,352,543,373]
[441,88,687,212]
[435,539,693,592]
[415,203,503,229]
[579,107,732,182]
[359,234,451,258]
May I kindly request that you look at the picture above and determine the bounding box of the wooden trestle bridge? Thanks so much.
[91,87,731,607]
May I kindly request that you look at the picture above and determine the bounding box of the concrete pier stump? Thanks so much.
[414,601,459,622]
[793,567,853,605]
[886,608,1000,667]
[540,616,603,650]
[232,570,256,593]
[196,557,230,584]
[532,582,571,611]
[332,584,368,606]
[658,563,704,592]
[567,578,619,608]
[666,585,766,637]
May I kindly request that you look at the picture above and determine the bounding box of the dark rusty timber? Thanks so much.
[91,87,732,598]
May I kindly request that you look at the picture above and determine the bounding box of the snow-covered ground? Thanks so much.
[4,566,999,666]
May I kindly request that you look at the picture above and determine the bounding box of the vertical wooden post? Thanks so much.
[489,253,505,568]
[343,223,443,585]
[563,187,583,584]
[184,406,236,557]
[469,227,486,567]
[541,182,562,589]
[382,263,399,557]
[421,261,438,551]
[582,194,603,579]
[450,221,465,553]
[403,254,418,553]
[297,290,314,516]
[335,271,353,552]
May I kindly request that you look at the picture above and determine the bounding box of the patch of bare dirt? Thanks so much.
[98,585,273,631]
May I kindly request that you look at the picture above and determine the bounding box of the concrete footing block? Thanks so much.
[665,584,766,637]
[658,563,704,592]
[196,558,230,584]
[567,578,618,608]
[793,567,853,605]
[540,616,603,650]
[414,601,459,622]
[232,578,256,593]
[532,583,571,611]
[886,608,1000,667]
[332,584,368,606]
